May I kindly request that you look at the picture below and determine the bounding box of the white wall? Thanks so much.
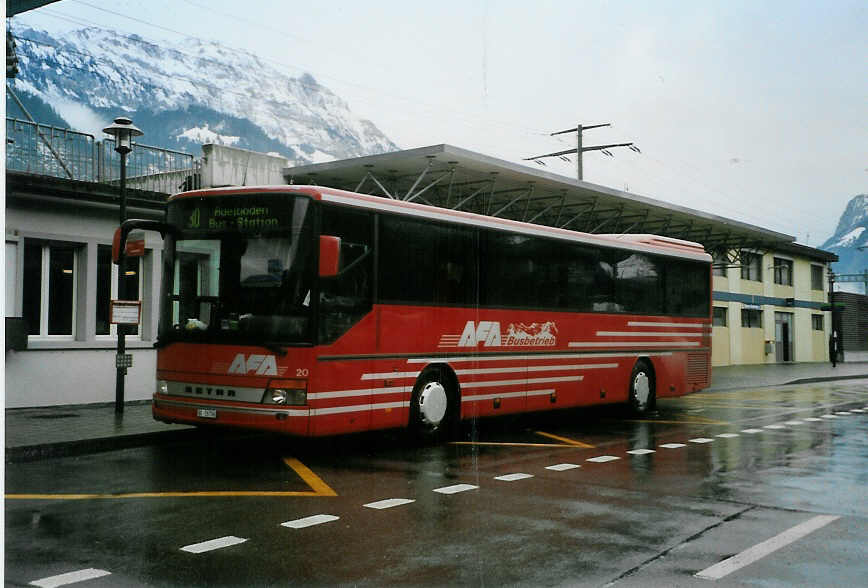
[5,348,156,407]
[5,195,164,407]
[200,144,289,188]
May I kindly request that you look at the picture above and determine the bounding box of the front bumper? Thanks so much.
[153,393,310,436]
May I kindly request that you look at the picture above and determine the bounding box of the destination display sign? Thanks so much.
[171,194,306,234]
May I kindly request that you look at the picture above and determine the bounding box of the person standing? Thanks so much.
[829,330,840,367]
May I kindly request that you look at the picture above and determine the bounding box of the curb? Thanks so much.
[5,428,199,463]
[785,374,868,386]
[707,373,868,392]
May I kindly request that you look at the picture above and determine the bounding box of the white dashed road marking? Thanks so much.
[494,473,534,481]
[821,414,838,419]
[626,449,655,455]
[29,568,111,588]
[835,412,852,416]
[433,484,479,494]
[784,421,804,425]
[660,443,686,449]
[764,425,786,430]
[803,417,823,422]
[363,498,415,509]
[741,429,763,434]
[281,514,340,529]
[716,433,740,438]
[545,463,581,471]
[689,438,714,443]
[586,455,620,463]
[695,515,840,580]
[181,536,248,554]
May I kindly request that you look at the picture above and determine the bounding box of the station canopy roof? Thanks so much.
[283,144,833,262]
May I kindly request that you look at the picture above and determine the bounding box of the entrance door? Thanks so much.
[775,312,794,362]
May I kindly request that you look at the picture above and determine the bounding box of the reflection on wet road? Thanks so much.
[6,380,868,586]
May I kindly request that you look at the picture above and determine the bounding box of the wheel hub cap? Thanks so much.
[634,372,650,407]
[419,382,447,426]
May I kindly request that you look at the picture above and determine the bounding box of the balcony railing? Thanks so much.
[5,118,200,194]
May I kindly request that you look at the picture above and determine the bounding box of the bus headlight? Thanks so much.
[265,380,307,405]
[157,380,169,395]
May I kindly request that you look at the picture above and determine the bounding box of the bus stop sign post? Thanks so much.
[104,115,143,416]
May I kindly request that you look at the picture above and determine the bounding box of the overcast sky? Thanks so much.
[11,0,867,244]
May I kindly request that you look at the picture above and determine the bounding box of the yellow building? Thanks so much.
[711,245,836,366]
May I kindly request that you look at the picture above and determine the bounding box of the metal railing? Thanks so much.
[6,118,200,194]
[5,118,97,181]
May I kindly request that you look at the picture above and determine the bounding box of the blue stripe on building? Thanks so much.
[712,291,825,310]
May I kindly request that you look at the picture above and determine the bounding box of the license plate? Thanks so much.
[197,408,217,419]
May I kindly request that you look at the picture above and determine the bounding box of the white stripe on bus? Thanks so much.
[458,363,615,376]
[627,321,706,328]
[596,331,704,337]
[310,401,410,416]
[360,363,617,381]
[406,351,673,364]
[307,386,407,400]
[569,341,700,347]
[460,376,582,389]
[360,371,422,381]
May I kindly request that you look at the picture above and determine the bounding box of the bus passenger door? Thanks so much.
[313,205,375,435]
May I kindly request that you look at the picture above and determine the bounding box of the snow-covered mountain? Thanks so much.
[7,25,398,163]
[821,194,868,291]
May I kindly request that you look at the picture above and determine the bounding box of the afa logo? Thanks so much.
[440,320,558,348]
[227,353,278,375]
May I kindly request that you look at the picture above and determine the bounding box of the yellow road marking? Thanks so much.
[283,457,337,497]
[534,431,595,448]
[5,457,336,501]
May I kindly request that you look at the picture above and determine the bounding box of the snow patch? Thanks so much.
[176,125,240,146]
[832,227,865,248]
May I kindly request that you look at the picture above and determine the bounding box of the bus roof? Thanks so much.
[169,185,712,262]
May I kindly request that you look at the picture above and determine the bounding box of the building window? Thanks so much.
[6,240,18,314]
[740,252,762,282]
[23,240,79,336]
[712,251,728,277]
[712,306,728,327]
[773,257,793,286]
[812,314,824,330]
[741,308,762,328]
[811,265,824,291]
[96,244,142,336]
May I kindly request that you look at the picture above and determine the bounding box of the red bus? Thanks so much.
[116,185,712,439]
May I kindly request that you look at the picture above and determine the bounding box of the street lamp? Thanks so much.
[103,116,143,415]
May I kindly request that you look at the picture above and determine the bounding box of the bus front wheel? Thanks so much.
[628,360,656,414]
[410,367,458,441]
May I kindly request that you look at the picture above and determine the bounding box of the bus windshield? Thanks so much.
[159,193,315,345]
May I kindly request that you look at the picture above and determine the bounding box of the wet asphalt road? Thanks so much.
[5,379,868,587]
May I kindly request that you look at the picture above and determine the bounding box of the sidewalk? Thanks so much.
[5,362,868,462]
[708,361,868,391]
[4,401,196,462]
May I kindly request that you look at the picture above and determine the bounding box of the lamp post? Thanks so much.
[103,116,143,415]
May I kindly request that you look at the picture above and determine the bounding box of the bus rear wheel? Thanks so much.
[410,367,458,442]
[628,360,656,414]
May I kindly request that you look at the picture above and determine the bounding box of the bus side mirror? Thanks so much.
[112,227,123,264]
[319,235,341,277]
[112,219,173,264]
